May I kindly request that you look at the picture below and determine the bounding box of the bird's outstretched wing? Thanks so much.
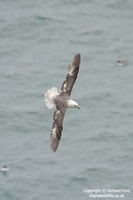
[61,53,81,96]
[50,109,66,152]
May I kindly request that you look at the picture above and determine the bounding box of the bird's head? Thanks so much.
[68,99,80,109]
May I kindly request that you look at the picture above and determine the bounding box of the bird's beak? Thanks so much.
[77,106,80,109]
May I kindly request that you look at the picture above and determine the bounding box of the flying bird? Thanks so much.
[44,53,81,152]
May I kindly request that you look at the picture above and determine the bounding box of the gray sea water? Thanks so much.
[0,0,133,199]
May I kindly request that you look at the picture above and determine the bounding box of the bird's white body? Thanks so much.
[44,87,79,109]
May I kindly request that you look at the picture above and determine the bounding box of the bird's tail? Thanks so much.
[44,87,59,109]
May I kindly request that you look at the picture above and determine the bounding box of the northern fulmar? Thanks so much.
[44,53,81,152]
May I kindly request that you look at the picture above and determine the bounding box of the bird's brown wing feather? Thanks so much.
[61,53,81,96]
[50,109,66,152]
